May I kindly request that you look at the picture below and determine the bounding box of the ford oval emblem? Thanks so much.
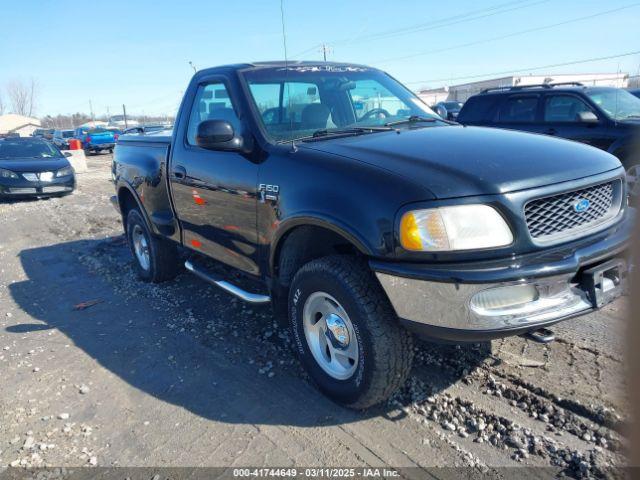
[574,198,590,213]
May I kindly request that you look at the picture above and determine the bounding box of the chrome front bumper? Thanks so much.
[376,272,596,335]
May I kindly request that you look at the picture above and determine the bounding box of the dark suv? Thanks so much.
[457,83,640,170]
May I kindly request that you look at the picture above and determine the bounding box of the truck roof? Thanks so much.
[196,60,374,75]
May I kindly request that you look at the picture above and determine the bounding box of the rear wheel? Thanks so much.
[125,208,181,283]
[289,255,413,409]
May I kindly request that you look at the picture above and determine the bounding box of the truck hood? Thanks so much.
[300,125,622,198]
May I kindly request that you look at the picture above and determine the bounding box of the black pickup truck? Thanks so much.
[112,61,633,408]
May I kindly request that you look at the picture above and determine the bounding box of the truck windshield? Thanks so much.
[242,65,440,142]
[586,89,640,121]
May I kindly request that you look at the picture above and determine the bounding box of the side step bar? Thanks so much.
[184,260,271,304]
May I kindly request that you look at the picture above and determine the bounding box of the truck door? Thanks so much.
[541,93,616,151]
[169,79,260,275]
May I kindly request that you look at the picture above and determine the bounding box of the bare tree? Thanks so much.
[0,89,4,115]
[7,78,38,117]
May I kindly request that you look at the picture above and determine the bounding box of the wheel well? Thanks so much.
[117,188,139,232]
[273,225,360,290]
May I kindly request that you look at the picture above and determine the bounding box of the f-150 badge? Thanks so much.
[258,184,279,203]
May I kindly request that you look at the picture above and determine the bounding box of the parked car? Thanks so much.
[123,124,172,135]
[32,129,46,138]
[43,129,55,140]
[74,127,118,154]
[52,129,75,150]
[111,62,631,409]
[457,83,640,170]
[0,137,75,198]
[433,101,464,120]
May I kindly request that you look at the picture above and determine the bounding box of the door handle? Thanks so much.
[172,165,187,179]
[545,128,557,135]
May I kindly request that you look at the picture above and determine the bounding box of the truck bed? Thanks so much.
[118,129,173,145]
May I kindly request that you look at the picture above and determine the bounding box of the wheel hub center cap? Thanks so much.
[325,313,350,349]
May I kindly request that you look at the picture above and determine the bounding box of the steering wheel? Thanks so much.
[359,108,391,121]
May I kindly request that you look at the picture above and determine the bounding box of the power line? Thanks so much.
[405,50,640,85]
[374,3,640,65]
[291,0,546,58]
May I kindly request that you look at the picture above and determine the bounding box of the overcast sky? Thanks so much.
[1,0,639,117]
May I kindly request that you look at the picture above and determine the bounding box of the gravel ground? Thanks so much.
[0,154,630,477]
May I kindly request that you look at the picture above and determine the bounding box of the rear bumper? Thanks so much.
[372,208,634,342]
[86,143,115,151]
[110,195,120,212]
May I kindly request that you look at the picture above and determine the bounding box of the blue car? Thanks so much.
[0,138,75,198]
[74,127,118,154]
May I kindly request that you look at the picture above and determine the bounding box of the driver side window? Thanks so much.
[544,95,594,122]
[349,79,409,120]
[186,82,240,146]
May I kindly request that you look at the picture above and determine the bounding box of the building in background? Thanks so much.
[418,72,629,104]
[0,114,42,137]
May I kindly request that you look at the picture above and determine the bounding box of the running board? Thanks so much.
[184,260,271,304]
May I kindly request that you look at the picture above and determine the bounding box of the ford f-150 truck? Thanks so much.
[111,61,633,408]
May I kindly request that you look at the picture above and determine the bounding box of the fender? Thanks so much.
[607,136,634,162]
[269,213,377,277]
[116,180,156,235]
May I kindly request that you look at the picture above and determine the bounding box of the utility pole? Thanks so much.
[318,43,331,61]
[89,100,95,121]
[122,104,128,129]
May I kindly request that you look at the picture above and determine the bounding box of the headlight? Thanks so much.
[0,168,19,179]
[399,204,513,251]
[56,166,74,177]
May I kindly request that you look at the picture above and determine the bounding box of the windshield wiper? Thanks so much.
[385,115,454,127]
[290,126,394,143]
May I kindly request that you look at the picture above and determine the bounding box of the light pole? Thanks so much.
[188,61,197,73]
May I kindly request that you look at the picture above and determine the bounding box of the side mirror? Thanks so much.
[63,151,72,157]
[577,111,599,123]
[436,105,448,119]
[195,120,242,151]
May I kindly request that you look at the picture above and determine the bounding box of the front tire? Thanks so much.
[125,208,181,283]
[289,255,413,409]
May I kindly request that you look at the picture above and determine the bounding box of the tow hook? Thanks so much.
[523,327,555,344]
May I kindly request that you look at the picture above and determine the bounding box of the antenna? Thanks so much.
[319,43,332,61]
[614,62,620,125]
[280,0,297,152]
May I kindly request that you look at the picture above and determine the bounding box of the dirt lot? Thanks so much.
[0,155,630,477]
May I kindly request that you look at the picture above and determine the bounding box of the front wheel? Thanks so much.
[126,208,181,283]
[289,255,413,409]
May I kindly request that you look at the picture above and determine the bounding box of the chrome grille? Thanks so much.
[525,180,621,242]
